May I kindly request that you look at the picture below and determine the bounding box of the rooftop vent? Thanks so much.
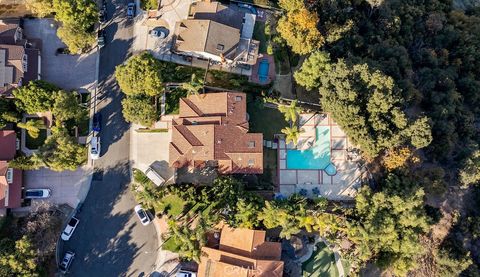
[216,44,224,51]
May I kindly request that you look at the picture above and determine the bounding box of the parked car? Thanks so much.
[61,217,79,241]
[134,205,151,226]
[24,189,51,199]
[176,270,197,277]
[90,136,101,160]
[92,113,102,132]
[127,2,135,18]
[59,251,75,273]
[97,29,106,48]
[148,27,169,38]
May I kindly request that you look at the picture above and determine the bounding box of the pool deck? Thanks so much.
[250,54,275,85]
[277,113,365,201]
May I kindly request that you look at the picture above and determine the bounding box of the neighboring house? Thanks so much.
[172,0,259,66]
[198,226,284,276]
[0,130,22,213]
[0,18,41,97]
[169,92,263,174]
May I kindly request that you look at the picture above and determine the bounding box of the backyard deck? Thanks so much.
[277,113,364,200]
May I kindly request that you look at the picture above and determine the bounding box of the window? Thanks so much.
[248,159,255,166]
[235,96,242,102]
[6,168,13,184]
[248,141,255,148]
[216,44,224,51]
[22,54,28,72]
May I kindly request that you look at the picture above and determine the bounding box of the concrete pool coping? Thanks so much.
[276,113,365,200]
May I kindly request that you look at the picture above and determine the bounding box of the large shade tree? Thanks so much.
[13,80,57,114]
[115,52,164,96]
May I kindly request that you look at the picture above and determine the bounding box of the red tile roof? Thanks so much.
[0,131,21,208]
[169,92,263,174]
[0,130,16,160]
[198,226,284,277]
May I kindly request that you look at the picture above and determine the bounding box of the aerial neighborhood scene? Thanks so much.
[1,0,480,276]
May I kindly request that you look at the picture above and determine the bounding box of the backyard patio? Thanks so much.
[277,113,365,200]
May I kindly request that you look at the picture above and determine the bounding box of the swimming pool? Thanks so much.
[286,126,335,173]
[258,59,269,82]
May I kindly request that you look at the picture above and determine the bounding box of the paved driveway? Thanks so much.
[23,18,97,91]
[63,0,158,275]
[24,167,92,208]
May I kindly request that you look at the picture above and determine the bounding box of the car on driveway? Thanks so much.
[61,217,79,241]
[176,270,197,277]
[127,2,135,18]
[134,205,151,226]
[59,251,75,273]
[97,29,106,48]
[24,188,51,199]
[148,27,169,39]
[92,113,102,132]
[90,136,101,160]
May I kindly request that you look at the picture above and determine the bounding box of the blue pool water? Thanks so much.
[258,60,269,82]
[287,126,335,171]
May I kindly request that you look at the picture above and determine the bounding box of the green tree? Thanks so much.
[0,97,20,128]
[277,0,323,54]
[405,117,432,149]
[115,52,164,96]
[17,119,45,139]
[0,236,38,277]
[52,90,87,122]
[348,174,429,276]
[25,0,54,17]
[234,197,262,229]
[53,0,97,31]
[258,201,301,239]
[39,127,86,171]
[278,100,301,124]
[294,51,331,90]
[459,150,480,187]
[121,95,157,127]
[8,155,44,170]
[181,74,204,98]
[13,80,58,114]
[318,60,429,157]
[281,126,302,146]
[56,25,96,54]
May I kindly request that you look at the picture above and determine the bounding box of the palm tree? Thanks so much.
[18,119,45,139]
[181,74,204,98]
[279,100,301,125]
[281,126,303,146]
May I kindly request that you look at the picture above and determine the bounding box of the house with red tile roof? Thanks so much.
[0,18,41,97]
[0,130,22,210]
[198,226,284,277]
[169,92,263,174]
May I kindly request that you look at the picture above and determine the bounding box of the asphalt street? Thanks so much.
[64,1,158,276]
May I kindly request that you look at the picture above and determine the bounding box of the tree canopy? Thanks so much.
[121,95,157,127]
[276,0,322,55]
[348,174,429,276]
[52,90,87,123]
[317,60,431,157]
[294,51,331,90]
[25,0,55,17]
[39,127,86,171]
[13,80,57,114]
[115,52,164,96]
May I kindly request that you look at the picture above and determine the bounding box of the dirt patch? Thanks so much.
[0,3,29,17]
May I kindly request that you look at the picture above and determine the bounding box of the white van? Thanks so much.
[145,167,165,187]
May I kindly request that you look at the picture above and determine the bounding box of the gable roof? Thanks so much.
[0,130,16,160]
[174,19,240,59]
[198,226,284,277]
[169,92,263,174]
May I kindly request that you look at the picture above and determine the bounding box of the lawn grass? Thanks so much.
[162,236,181,252]
[302,242,339,277]
[247,101,288,140]
[160,194,186,218]
[253,21,267,54]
